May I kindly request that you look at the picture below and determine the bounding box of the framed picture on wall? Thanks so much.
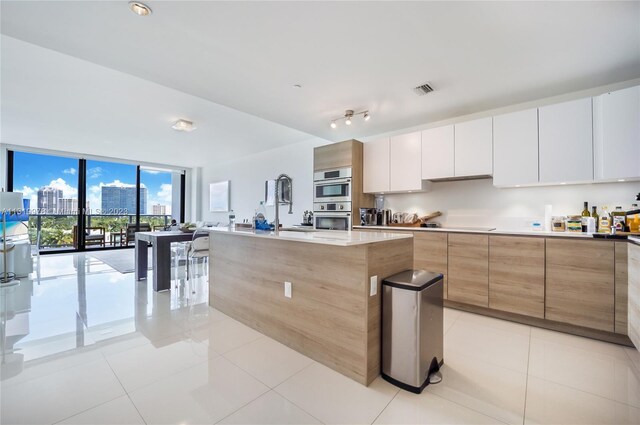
[209,180,230,212]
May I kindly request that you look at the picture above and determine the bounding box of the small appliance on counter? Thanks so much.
[302,210,314,226]
[360,208,377,226]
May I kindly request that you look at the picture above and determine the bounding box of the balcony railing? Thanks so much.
[26,214,172,250]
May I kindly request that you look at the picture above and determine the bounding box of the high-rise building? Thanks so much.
[152,204,166,215]
[101,185,147,215]
[37,187,63,213]
[59,198,78,214]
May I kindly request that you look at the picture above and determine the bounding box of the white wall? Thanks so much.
[200,137,331,226]
[381,179,639,230]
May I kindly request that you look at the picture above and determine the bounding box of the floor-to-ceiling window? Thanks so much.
[12,151,80,250]
[8,149,185,253]
[140,167,178,229]
[84,159,139,249]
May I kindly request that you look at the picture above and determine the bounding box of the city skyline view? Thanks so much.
[13,151,174,215]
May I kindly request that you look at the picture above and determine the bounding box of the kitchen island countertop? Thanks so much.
[207,226,412,246]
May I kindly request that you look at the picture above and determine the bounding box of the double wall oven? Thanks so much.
[313,167,352,230]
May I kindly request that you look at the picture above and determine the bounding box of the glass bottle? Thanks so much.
[591,206,599,232]
[581,202,590,232]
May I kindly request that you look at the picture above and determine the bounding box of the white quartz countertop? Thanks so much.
[353,225,596,238]
[207,227,413,246]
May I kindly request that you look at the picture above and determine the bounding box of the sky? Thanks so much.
[13,151,174,215]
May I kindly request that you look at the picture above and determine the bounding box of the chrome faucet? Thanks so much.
[274,174,293,235]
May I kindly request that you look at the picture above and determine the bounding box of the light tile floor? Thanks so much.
[1,251,639,425]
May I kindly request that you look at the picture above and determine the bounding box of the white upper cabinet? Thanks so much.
[539,98,593,184]
[422,125,454,179]
[493,108,539,186]
[390,132,422,191]
[593,85,640,181]
[454,117,493,177]
[363,138,390,193]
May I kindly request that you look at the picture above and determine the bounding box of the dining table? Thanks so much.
[135,231,195,291]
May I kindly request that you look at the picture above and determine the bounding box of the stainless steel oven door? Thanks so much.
[313,178,351,203]
[314,213,352,231]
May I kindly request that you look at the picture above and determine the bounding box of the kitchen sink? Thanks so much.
[280,227,318,233]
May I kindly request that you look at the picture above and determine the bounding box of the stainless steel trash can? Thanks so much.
[381,269,444,393]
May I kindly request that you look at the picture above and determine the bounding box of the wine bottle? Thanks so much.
[581,202,590,232]
[591,206,599,232]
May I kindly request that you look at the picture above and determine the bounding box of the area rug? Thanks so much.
[88,248,153,274]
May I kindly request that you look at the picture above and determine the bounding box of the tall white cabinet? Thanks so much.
[390,132,422,192]
[421,125,454,179]
[493,108,539,186]
[539,98,593,184]
[363,138,390,193]
[454,117,493,177]
[593,85,640,181]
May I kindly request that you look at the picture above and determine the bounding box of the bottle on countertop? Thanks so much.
[598,206,611,234]
[229,210,236,228]
[628,204,639,233]
[581,201,590,232]
[611,206,626,232]
[591,206,599,232]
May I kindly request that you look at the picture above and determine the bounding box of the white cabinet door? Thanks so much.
[422,125,454,179]
[363,138,390,193]
[454,117,493,177]
[539,98,593,183]
[493,108,539,186]
[593,85,640,181]
[390,132,422,191]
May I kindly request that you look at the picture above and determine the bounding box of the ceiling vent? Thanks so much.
[413,83,434,96]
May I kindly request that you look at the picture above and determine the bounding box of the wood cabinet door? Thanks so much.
[448,233,489,307]
[454,117,493,177]
[313,140,354,171]
[363,138,390,193]
[489,236,545,318]
[545,239,614,332]
[493,108,539,187]
[615,242,629,335]
[539,97,593,184]
[593,85,640,181]
[422,125,454,179]
[414,232,448,299]
[390,132,422,192]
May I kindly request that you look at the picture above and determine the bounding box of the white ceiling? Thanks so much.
[2,1,640,154]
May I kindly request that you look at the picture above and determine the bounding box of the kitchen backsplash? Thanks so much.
[381,178,639,230]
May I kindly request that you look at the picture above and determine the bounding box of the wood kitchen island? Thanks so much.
[208,228,413,385]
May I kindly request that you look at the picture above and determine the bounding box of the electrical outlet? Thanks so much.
[284,281,292,298]
[370,275,378,296]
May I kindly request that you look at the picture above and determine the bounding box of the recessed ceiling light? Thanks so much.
[172,119,195,132]
[560,182,566,185]
[618,179,626,182]
[129,1,152,16]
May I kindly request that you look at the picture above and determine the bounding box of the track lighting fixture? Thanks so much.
[330,109,370,129]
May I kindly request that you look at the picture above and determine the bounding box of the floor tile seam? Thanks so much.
[210,333,268,356]
[270,381,328,425]
[445,347,530,375]
[369,387,400,424]
[107,354,211,395]
[427,391,513,425]
[452,318,533,338]
[528,336,630,362]
[49,393,125,425]
[1,353,110,390]
[427,384,522,425]
[211,387,274,425]
[522,324,532,425]
[529,374,640,410]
